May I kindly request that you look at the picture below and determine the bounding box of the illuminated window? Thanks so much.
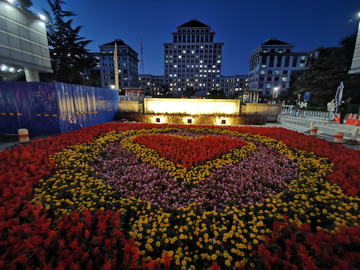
[178,56,182,59]
[282,77,287,81]
[217,60,221,63]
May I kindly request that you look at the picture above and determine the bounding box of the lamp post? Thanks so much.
[273,87,279,99]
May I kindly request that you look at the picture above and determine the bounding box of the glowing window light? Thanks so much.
[184,117,194,124]
[217,118,229,125]
[153,116,165,124]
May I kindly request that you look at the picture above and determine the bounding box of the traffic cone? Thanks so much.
[334,113,340,123]
[356,118,360,127]
[345,113,353,125]
[349,114,358,125]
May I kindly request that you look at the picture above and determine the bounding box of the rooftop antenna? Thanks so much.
[140,32,145,74]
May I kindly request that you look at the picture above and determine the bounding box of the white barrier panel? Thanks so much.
[310,126,318,136]
[18,128,29,143]
[351,128,359,141]
[144,98,240,115]
[334,131,345,143]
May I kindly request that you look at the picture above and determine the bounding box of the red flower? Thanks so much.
[55,261,65,270]
[85,229,90,240]
[58,239,66,250]
[100,260,112,270]
[82,252,89,261]
[70,262,80,270]
[210,261,219,270]
[93,247,99,255]
[163,252,172,270]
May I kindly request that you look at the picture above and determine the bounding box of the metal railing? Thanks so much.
[281,105,332,119]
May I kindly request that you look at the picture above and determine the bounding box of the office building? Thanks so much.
[138,74,164,95]
[0,0,52,82]
[248,38,307,98]
[220,75,248,96]
[97,39,139,88]
[163,19,224,95]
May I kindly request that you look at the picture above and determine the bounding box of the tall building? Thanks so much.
[0,0,52,82]
[248,38,307,98]
[220,75,248,96]
[98,39,139,88]
[138,74,164,95]
[163,19,224,95]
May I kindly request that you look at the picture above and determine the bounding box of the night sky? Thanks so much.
[31,0,360,76]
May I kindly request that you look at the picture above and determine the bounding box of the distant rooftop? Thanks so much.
[262,38,292,46]
[178,19,210,28]
[101,39,127,46]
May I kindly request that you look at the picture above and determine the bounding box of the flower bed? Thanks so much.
[1,123,360,269]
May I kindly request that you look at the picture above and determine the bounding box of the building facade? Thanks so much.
[163,19,224,96]
[138,74,164,95]
[0,0,52,82]
[220,75,248,96]
[248,38,307,98]
[97,39,139,88]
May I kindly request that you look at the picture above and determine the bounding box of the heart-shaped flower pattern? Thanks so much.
[133,134,247,169]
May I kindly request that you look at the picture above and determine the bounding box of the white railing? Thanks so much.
[281,105,332,119]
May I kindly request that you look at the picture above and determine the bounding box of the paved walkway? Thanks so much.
[279,114,360,150]
[1,118,359,152]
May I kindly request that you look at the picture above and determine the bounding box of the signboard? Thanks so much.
[304,92,310,101]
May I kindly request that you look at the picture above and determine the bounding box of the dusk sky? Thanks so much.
[31,0,360,76]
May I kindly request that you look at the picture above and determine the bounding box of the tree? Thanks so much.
[44,0,95,85]
[206,89,226,98]
[159,84,172,96]
[292,31,360,104]
[183,86,198,97]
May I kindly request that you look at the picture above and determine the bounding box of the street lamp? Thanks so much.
[273,87,279,99]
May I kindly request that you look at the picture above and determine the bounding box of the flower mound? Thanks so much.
[1,123,360,270]
[94,133,298,211]
[133,134,247,169]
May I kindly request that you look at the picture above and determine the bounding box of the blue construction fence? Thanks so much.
[0,82,119,135]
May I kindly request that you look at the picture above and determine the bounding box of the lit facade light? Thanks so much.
[39,14,46,20]
[1,65,7,71]
[110,85,115,89]
[184,117,194,124]
[7,0,14,3]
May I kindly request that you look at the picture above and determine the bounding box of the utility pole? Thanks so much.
[113,42,119,89]
[140,33,145,74]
